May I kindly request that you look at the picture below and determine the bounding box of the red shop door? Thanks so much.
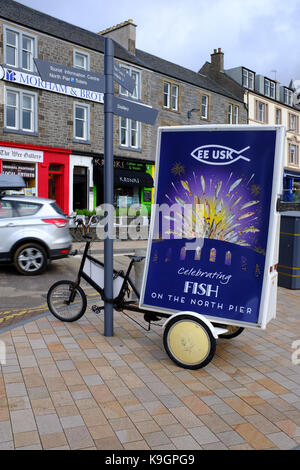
[48,164,63,211]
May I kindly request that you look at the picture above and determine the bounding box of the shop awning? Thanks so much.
[284,169,300,178]
[94,167,153,188]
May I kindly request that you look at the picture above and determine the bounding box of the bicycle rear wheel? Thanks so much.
[47,280,87,322]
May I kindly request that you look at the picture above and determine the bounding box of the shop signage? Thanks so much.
[94,157,146,172]
[0,146,43,163]
[1,66,104,104]
[113,97,158,125]
[2,163,35,178]
[140,126,285,328]
[34,59,106,93]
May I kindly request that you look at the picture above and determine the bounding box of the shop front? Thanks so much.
[93,156,154,214]
[283,169,300,202]
[69,154,93,214]
[0,142,70,214]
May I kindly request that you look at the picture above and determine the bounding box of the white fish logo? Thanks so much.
[191,145,251,165]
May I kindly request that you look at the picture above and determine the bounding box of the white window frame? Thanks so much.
[270,81,276,99]
[119,117,141,150]
[228,104,239,124]
[73,102,90,141]
[233,105,239,124]
[242,69,254,90]
[264,79,270,97]
[119,64,141,100]
[163,81,179,111]
[201,94,209,120]
[3,25,37,72]
[289,144,299,165]
[284,88,293,106]
[163,81,170,109]
[4,87,37,133]
[73,49,90,71]
[276,108,282,125]
[258,102,264,122]
[228,104,233,124]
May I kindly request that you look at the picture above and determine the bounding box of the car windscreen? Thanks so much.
[51,202,65,216]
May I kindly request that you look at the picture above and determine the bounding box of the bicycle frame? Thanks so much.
[68,237,165,317]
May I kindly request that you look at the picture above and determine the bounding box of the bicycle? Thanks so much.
[47,215,244,369]
[47,215,166,324]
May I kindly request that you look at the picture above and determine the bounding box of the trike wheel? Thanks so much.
[163,314,216,370]
[215,324,244,339]
[47,280,87,322]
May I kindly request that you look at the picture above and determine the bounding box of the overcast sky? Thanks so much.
[17,0,299,86]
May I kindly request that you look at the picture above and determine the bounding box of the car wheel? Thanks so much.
[13,243,48,275]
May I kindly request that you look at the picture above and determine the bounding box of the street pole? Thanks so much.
[104,37,114,337]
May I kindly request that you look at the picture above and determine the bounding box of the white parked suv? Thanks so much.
[0,177,72,275]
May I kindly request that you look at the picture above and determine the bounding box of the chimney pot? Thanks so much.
[214,49,217,53]
[218,48,221,53]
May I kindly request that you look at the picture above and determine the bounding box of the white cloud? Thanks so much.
[17,0,300,85]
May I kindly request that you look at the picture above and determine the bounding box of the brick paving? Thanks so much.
[0,286,299,450]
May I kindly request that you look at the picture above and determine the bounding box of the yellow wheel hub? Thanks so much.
[167,320,210,365]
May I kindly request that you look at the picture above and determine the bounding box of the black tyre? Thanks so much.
[163,314,216,370]
[47,280,87,322]
[215,324,245,339]
[13,243,47,275]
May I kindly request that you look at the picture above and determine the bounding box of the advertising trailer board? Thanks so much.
[140,125,285,329]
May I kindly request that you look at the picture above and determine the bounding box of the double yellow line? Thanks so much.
[0,303,48,324]
[0,291,100,325]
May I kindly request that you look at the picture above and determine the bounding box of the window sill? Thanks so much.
[162,106,180,114]
[118,146,142,153]
[3,128,38,136]
[72,139,91,145]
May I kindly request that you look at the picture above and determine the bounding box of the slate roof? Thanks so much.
[0,0,244,103]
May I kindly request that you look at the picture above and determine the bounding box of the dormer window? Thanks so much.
[264,78,276,98]
[284,88,293,106]
[242,69,254,90]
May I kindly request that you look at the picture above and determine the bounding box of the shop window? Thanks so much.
[119,65,141,100]
[73,50,90,71]
[74,103,90,141]
[4,25,36,71]
[4,87,37,133]
[119,117,141,150]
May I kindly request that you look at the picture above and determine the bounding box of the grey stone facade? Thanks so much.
[0,1,247,165]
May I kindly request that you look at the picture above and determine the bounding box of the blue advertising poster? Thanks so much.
[140,127,278,325]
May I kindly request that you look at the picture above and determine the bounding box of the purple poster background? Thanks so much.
[141,128,277,325]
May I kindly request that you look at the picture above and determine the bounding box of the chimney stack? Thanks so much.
[99,19,137,54]
[210,48,224,73]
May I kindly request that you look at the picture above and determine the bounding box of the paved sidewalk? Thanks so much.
[0,287,299,450]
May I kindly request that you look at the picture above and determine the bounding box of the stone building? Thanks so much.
[200,49,300,202]
[0,0,247,215]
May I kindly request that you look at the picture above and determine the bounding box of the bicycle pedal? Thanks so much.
[91,305,103,314]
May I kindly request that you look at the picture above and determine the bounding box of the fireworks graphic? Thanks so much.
[162,169,262,249]
[171,162,185,176]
